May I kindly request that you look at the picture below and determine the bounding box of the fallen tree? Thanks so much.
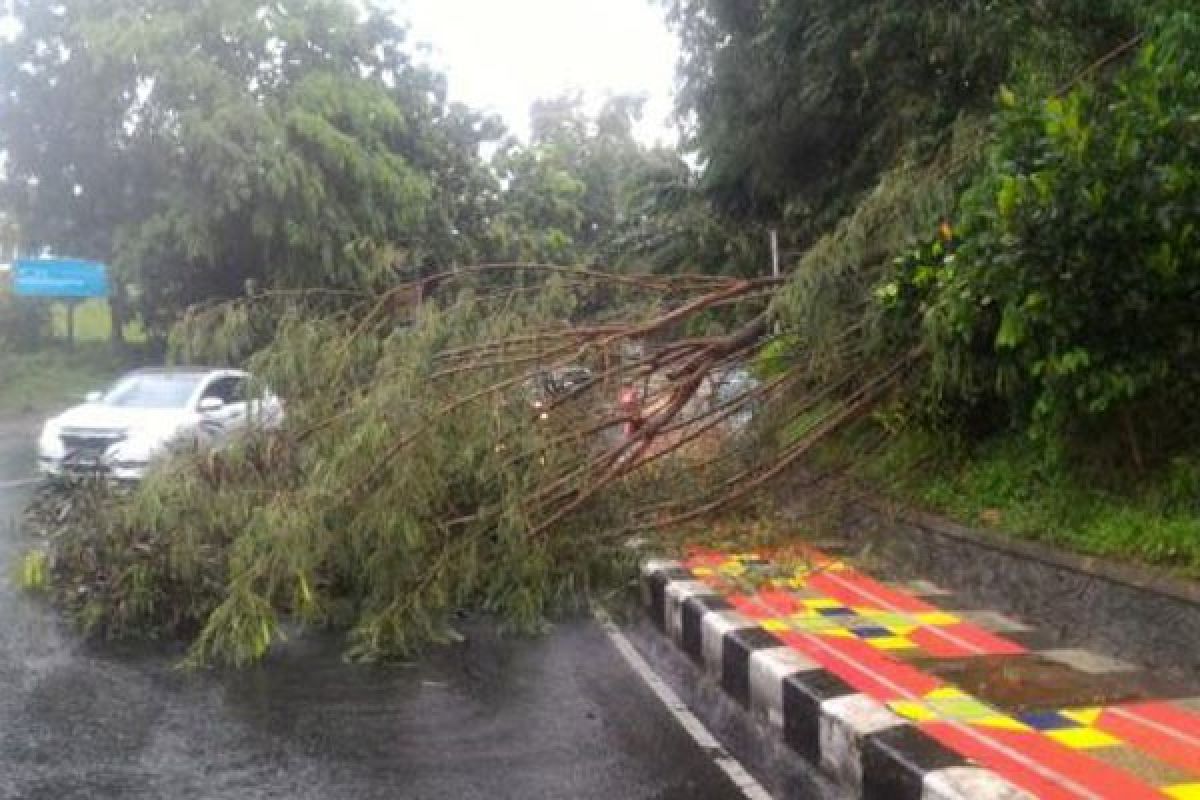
[25,265,915,665]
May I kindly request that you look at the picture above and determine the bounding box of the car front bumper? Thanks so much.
[38,456,149,483]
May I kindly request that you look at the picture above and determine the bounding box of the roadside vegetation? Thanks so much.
[813,7,1200,573]
[47,299,146,344]
[0,291,145,412]
[4,0,1200,664]
[815,425,1200,575]
[0,347,128,414]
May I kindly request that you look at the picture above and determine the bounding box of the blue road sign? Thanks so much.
[12,259,109,298]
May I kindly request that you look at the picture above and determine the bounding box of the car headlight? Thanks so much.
[37,423,64,459]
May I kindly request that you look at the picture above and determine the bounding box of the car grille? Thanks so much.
[60,429,126,468]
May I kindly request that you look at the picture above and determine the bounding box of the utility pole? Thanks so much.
[769,229,780,279]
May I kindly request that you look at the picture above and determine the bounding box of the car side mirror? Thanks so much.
[85,391,103,403]
[198,397,225,414]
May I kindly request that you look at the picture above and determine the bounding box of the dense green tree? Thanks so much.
[662,0,1141,232]
[487,94,665,266]
[919,12,1200,452]
[609,151,769,277]
[0,0,503,336]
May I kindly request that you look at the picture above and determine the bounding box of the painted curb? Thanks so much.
[640,559,1036,800]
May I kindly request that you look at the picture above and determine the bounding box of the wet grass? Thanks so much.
[0,346,136,414]
[817,424,1200,577]
[48,299,146,343]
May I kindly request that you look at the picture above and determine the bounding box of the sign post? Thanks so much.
[12,259,110,348]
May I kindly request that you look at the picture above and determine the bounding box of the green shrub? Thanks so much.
[825,422,1200,574]
[0,288,50,351]
[925,12,1200,450]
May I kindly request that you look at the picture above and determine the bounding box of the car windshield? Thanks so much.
[101,373,205,409]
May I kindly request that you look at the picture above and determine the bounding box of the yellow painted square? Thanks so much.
[928,698,996,721]
[820,627,855,639]
[804,598,843,610]
[1045,727,1122,750]
[691,567,714,577]
[890,702,937,723]
[974,715,1033,733]
[719,562,746,576]
[790,617,841,633]
[914,612,961,626]
[926,687,970,701]
[761,619,790,633]
[788,577,809,589]
[1061,708,1103,726]
[869,636,916,651]
[1164,784,1200,800]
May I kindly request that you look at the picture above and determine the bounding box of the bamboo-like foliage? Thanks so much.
[26,265,914,666]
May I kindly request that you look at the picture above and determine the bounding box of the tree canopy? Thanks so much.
[0,1,494,334]
[663,0,1143,231]
[0,1,683,338]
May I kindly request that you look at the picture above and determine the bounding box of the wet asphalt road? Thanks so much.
[0,417,747,800]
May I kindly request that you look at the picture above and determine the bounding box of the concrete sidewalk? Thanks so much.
[642,546,1200,800]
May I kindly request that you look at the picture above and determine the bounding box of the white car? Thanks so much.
[37,367,284,482]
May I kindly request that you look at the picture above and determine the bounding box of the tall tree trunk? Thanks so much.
[109,284,127,354]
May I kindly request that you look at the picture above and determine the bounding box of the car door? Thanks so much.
[197,375,250,444]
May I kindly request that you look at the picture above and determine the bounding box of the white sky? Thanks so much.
[0,2,682,143]
[395,0,680,145]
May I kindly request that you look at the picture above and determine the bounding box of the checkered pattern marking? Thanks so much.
[690,550,1022,661]
[678,547,1200,800]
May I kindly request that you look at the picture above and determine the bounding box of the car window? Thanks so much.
[102,373,205,409]
[201,376,247,406]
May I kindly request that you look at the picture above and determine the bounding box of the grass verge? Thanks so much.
[0,346,139,414]
[48,299,147,343]
[814,422,1200,577]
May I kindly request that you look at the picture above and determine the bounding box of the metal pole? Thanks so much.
[769,229,784,336]
[769,229,780,278]
[66,299,77,350]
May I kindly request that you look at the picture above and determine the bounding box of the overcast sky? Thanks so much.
[395,0,681,144]
[0,1,682,143]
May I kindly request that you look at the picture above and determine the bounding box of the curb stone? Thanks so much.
[640,559,1036,800]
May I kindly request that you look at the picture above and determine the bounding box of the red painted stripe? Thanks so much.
[735,587,801,619]
[1097,702,1200,775]
[921,723,1164,800]
[907,626,977,659]
[909,623,1027,659]
[776,630,943,700]
[728,594,771,619]
[749,589,804,614]
[684,550,730,569]
[808,569,937,613]
[727,593,942,699]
